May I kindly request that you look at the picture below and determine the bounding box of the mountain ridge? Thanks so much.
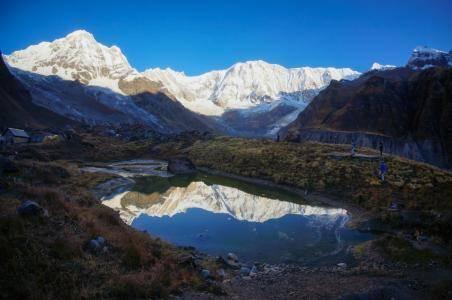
[5,30,360,118]
[281,65,452,168]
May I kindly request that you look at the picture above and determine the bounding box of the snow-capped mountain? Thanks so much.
[102,181,347,225]
[3,30,219,132]
[407,46,452,70]
[144,61,360,116]
[370,62,396,71]
[3,29,360,135]
[6,30,136,94]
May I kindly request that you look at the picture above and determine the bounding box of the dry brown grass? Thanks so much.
[0,157,202,299]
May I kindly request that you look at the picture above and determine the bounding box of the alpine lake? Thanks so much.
[87,160,373,265]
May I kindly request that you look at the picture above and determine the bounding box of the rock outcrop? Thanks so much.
[282,66,452,169]
[167,157,197,174]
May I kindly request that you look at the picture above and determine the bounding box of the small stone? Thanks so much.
[17,200,43,217]
[96,236,106,245]
[240,266,251,276]
[250,265,258,276]
[217,268,226,278]
[178,254,196,268]
[417,235,429,242]
[167,157,196,174]
[337,263,347,268]
[201,269,211,279]
[227,252,238,261]
[87,239,101,253]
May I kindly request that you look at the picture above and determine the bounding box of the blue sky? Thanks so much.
[1,0,451,74]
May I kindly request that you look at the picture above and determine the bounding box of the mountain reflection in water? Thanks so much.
[101,173,370,263]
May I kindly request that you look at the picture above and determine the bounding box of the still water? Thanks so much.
[100,164,372,264]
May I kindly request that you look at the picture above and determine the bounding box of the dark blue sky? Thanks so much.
[1,0,451,74]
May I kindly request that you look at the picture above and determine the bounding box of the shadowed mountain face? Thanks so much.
[118,76,221,133]
[281,67,452,168]
[0,55,75,128]
[3,62,220,133]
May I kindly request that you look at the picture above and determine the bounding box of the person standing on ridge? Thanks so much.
[379,141,384,157]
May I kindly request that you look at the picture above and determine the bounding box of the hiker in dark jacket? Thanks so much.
[379,141,384,157]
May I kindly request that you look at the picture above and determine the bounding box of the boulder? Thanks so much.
[0,156,18,175]
[86,236,107,254]
[217,255,240,269]
[87,239,101,253]
[249,265,258,276]
[96,236,106,245]
[217,268,226,278]
[201,269,211,279]
[178,254,196,268]
[240,266,251,276]
[17,200,44,217]
[167,157,196,174]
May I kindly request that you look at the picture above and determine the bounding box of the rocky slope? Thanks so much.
[282,47,452,169]
[0,54,75,128]
[407,46,452,70]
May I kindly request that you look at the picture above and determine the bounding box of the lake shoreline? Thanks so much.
[196,166,368,226]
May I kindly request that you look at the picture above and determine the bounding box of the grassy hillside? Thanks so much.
[188,137,452,243]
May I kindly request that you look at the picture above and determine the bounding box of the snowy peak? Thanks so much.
[370,62,396,71]
[211,62,360,111]
[5,30,135,90]
[65,29,96,41]
[407,46,452,70]
[143,60,360,115]
[413,46,446,54]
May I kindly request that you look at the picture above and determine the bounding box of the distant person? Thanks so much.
[379,141,384,157]
[379,160,388,181]
[351,140,356,157]
[276,133,280,142]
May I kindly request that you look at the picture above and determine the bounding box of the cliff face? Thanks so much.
[281,67,452,169]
